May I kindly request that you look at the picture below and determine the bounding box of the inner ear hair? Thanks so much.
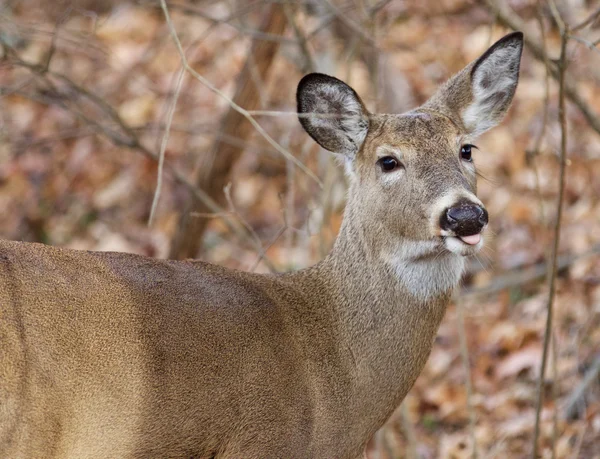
[463,32,524,136]
[296,73,369,158]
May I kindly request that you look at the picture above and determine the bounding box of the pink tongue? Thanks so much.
[459,234,481,245]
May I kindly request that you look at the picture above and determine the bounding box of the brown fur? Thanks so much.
[0,33,523,458]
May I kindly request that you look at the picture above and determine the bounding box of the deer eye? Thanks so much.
[461,144,477,162]
[377,156,400,172]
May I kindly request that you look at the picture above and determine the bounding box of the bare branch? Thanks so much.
[572,6,600,32]
[568,34,600,56]
[1,41,269,258]
[532,2,570,455]
[400,401,417,459]
[148,66,185,227]
[321,0,377,47]
[526,6,551,223]
[484,0,600,136]
[457,296,478,458]
[168,2,290,260]
[159,0,322,187]
[164,0,297,44]
[283,3,315,73]
[563,355,600,420]
[249,225,287,272]
[461,245,600,297]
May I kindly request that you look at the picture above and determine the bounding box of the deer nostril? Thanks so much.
[442,204,488,236]
[478,208,489,226]
[443,208,459,230]
[446,207,462,223]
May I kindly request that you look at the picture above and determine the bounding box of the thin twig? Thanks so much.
[551,332,559,459]
[159,0,322,187]
[223,183,262,250]
[6,32,282,263]
[321,0,377,47]
[484,0,600,136]
[526,6,551,223]
[400,401,418,459]
[457,296,478,458]
[250,225,287,272]
[246,110,363,119]
[572,6,600,31]
[148,66,185,227]
[2,43,268,256]
[528,9,550,159]
[563,355,600,420]
[532,10,557,457]
[571,422,587,458]
[223,183,278,272]
[163,0,297,43]
[283,3,315,73]
[461,244,600,297]
[370,0,394,15]
[568,34,600,56]
[40,9,68,73]
[168,2,288,260]
[532,2,569,456]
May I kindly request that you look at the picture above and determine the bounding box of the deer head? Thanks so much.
[297,33,523,269]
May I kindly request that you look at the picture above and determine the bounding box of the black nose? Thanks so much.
[440,203,488,236]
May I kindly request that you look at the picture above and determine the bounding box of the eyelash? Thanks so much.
[461,144,478,162]
[377,156,403,172]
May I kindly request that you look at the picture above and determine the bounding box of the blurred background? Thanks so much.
[0,0,599,457]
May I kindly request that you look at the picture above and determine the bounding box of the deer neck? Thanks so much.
[300,198,465,428]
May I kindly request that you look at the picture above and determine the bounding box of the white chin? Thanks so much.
[443,236,483,256]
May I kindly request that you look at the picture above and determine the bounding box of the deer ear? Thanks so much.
[425,32,523,136]
[297,73,369,158]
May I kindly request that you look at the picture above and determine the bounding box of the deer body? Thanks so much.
[0,224,450,458]
[0,33,523,458]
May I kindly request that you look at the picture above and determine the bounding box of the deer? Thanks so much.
[0,32,523,458]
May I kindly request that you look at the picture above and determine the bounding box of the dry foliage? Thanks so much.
[0,0,599,457]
